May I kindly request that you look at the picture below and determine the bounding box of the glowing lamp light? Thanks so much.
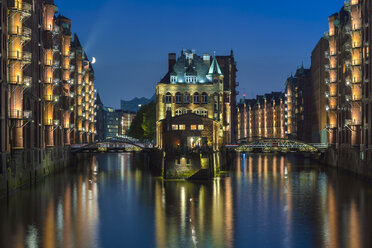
[92,57,96,64]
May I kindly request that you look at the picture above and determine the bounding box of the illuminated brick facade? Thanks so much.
[237,92,286,141]
[0,0,97,174]
[324,0,370,149]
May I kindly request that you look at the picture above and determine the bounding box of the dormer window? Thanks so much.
[171,76,177,83]
[186,76,197,83]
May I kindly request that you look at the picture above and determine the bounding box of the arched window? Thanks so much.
[176,108,188,116]
[165,93,172,103]
[193,93,200,104]
[193,108,208,117]
[175,92,182,104]
[201,93,208,104]
[184,93,191,104]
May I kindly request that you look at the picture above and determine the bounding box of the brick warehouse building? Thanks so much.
[0,0,97,193]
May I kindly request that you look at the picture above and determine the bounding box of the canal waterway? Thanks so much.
[1,153,372,248]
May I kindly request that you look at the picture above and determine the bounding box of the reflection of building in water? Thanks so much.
[10,158,101,248]
[154,179,234,248]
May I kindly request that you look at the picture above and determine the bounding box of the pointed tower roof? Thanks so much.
[96,92,103,106]
[208,56,223,76]
[73,33,82,48]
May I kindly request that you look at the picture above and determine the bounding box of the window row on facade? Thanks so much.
[163,92,210,104]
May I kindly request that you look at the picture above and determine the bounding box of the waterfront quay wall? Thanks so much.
[0,148,91,197]
[321,146,372,178]
[147,148,234,179]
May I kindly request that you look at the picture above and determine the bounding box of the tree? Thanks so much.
[127,101,156,142]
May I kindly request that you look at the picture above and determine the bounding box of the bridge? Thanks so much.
[232,138,327,153]
[71,138,151,153]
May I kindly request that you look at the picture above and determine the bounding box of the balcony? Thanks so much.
[53,79,60,86]
[352,42,362,49]
[8,51,32,64]
[45,94,53,102]
[10,2,32,18]
[53,45,60,53]
[345,24,352,35]
[53,120,60,126]
[344,42,352,52]
[9,27,32,40]
[52,26,60,36]
[352,59,362,66]
[324,51,330,59]
[351,95,362,102]
[325,64,337,71]
[325,105,337,111]
[23,76,32,87]
[9,110,32,120]
[53,60,60,69]
[324,32,330,39]
[325,78,336,85]
[8,75,32,86]
[325,124,336,129]
[345,119,362,126]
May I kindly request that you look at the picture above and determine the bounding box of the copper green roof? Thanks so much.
[208,57,223,76]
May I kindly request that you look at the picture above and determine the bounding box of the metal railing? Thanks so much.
[9,110,32,119]
[8,51,32,62]
[9,26,32,39]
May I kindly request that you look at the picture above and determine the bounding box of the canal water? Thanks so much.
[1,153,372,248]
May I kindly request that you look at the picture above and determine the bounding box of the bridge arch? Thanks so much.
[236,138,322,153]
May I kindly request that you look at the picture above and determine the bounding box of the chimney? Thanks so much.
[168,53,176,71]
[203,54,211,67]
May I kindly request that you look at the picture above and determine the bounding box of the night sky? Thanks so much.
[56,0,344,108]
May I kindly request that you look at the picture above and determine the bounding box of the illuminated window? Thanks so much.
[179,125,185,130]
[172,125,179,130]
[191,125,197,130]
[171,76,177,83]
[198,125,204,130]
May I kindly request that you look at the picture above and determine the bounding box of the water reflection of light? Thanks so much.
[327,184,338,248]
[181,186,186,230]
[57,200,63,244]
[248,156,253,183]
[26,225,39,248]
[348,201,361,248]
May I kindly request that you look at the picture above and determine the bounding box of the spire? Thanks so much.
[208,56,223,76]
[96,92,103,105]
